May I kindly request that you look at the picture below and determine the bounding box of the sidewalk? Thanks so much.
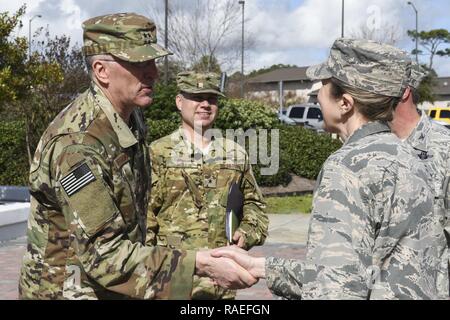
[0,214,310,300]
[236,214,309,300]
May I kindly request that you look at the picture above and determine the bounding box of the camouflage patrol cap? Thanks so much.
[307,38,427,97]
[177,71,226,97]
[82,12,171,62]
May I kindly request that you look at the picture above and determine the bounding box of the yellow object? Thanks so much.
[427,107,450,125]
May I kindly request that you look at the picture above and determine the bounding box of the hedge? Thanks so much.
[145,98,341,187]
[0,120,29,186]
[1,98,341,188]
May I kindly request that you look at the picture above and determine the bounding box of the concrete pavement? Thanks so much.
[0,213,310,300]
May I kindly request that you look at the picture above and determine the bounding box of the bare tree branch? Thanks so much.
[349,22,402,45]
[143,0,246,73]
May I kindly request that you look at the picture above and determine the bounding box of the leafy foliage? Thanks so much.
[146,96,340,187]
[0,121,28,185]
[246,64,298,78]
[407,29,450,69]
[144,81,179,121]
[192,55,222,73]
[215,98,278,130]
[417,66,438,104]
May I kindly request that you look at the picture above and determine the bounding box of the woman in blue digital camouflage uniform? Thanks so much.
[213,38,448,300]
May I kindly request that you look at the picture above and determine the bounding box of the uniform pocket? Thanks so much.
[61,160,120,237]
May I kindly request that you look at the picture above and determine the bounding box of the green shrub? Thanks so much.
[147,117,181,144]
[145,97,341,187]
[215,98,278,130]
[144,82,179,121]
[280,126,342,180]
[0,120,29,186]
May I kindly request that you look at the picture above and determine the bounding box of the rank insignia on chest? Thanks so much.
[418,151,429,160]
[60,163,96,196]
[205,176,217,188]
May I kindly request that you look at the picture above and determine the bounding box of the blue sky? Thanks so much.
[3,0,450,76]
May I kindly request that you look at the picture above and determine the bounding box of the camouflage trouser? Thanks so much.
[192,275,236,300]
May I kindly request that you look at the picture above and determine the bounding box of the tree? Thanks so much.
[417,66,438,104]
[0,5,30,108]
[145,0,246,72]
[407,29,450,69]
[349,22,401,45]
[0,5,65,163]
[21,30,90,158]
[156,58,183,82]
[247,64,298,78]
[192,55,222,73]
[1,5,89,164]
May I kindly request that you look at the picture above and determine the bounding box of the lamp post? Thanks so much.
[164,0,169,85]
[407,1,419,63]
[341,0,344,38]
[28,14,42,60]
[238,0,245,98]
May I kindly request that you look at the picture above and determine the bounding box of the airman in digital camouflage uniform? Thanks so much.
[213,38,449,300]
[18,13,256,300]
[147,71,268,299]
[390,64,450,298]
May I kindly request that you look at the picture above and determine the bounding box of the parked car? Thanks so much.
[428,107,450,125]
[279,103,324,131]
[427,107,450,129]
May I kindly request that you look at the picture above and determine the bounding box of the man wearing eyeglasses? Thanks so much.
[147,71,269,299]
[19,13,257,300]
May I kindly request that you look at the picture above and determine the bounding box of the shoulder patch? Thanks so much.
[60,163,96,196]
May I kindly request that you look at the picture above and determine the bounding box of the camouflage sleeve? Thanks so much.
[53,143,195,299]
[237,160,269,249]
[265,257,304,300]
[445,155,450,291]
[265,162,383,300]
[146,146,162,246]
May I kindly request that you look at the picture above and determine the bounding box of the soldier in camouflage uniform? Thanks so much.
[213,38,449,300]
[147,71,269,299]
[390,67,450,298]
[18,13,257,300]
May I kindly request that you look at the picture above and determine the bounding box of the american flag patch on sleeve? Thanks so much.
[60,163,96,196]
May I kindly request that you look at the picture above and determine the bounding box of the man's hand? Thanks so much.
[232,230,246,248]
[211,246,266,279]
[195,250,258,289]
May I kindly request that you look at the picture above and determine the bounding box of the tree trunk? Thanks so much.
[25,117,33,167]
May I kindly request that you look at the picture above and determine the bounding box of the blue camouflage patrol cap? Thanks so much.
[307,38,427,97]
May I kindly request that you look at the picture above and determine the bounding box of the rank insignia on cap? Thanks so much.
[198,82,204,88]
[60,163,96,196]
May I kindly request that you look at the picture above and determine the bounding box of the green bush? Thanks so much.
[147,117,181,144]
[144,82,179,121]
[215,98,278,130]
[0,120,29,186]
[145,97,340,187]
[280,125,342,180]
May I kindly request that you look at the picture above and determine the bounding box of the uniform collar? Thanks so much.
[405,112,429,153]
[90,83,138,148]
[344,121,391,146]
[177,127,219,151]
